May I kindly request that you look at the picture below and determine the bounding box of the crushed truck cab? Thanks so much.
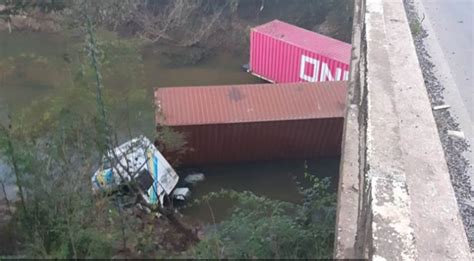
[91,136,179,206]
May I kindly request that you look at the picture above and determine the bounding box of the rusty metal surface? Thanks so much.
[250,20,351,83]
[155,82,347,165]
[170,118,344,165]
[155,81,347,126]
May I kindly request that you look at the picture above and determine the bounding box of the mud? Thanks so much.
[0,1,354,66]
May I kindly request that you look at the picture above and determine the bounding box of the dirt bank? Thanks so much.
[0,7,61,33]
[1,1,353,66]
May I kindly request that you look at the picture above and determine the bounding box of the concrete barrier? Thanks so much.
[335,0,470,259]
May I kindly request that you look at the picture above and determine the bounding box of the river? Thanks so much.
[0,31,340,223]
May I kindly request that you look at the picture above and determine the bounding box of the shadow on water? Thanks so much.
[143,48,266,88]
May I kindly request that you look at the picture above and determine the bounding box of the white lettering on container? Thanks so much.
[343,71,349,80]
[335,68,342,81]
[299,55,320,82]
[320,63,334,82]
[299,54,349,82]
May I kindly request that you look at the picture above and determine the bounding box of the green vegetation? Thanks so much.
[190,171,336,259]
[409,13,425,38]
[410,19,422,37]
[0,9,184,258]
[1,0,340,259]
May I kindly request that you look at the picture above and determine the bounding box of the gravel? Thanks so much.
[404,0,474,249]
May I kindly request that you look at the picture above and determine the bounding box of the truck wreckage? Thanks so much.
[91,136,193,207]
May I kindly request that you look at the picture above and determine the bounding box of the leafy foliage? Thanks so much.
[1,1,345,258]
[0,10,192,258]
[192,167,337,259]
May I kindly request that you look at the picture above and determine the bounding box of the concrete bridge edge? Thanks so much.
[334,0,470,259]
[334,0,365,258]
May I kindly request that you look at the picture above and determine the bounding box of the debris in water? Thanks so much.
[172,187,191,201]
[184,173,205,186]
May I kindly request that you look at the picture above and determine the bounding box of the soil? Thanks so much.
[0,9,62,33]
[0,1,353,67]
[404,0,474,249]
[125,207,204,258]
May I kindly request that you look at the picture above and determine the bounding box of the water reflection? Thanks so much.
[180,158,340,223]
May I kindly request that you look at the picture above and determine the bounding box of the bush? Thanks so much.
[191,170,336,259]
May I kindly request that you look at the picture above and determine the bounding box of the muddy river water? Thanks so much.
[0,31,340,223]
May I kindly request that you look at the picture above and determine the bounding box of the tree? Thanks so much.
[0,2,190,258]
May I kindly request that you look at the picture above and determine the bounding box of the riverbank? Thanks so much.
[0,1,353,62]
[0,1,351,258]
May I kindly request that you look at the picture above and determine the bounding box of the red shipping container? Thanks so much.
[249,20,351,83]
[155,81,347,166]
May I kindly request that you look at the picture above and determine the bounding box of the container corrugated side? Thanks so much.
[155,81,347,166]
[165,118,344,166]
[249,21,351,84]
[155,82,347,126]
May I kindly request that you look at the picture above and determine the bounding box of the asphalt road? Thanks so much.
[418,0,473,187]
[420,0,473,119]
[414,0,473,249]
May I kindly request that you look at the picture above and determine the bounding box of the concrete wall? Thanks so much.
[334,0,470,259]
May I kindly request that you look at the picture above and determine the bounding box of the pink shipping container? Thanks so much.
[155,81,347,166]
[249,20,352,83]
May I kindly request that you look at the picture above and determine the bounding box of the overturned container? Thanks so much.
[249,20,351,83]
[155,81,347,166]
